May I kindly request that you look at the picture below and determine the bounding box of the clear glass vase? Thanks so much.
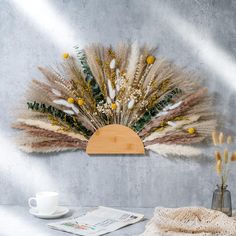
[211,184,232,217]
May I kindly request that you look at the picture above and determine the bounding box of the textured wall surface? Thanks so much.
[1,0,236,207]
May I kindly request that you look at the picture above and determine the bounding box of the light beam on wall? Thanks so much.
[155,4,236,90]
[10,0,78,51]
[0,135,56,195]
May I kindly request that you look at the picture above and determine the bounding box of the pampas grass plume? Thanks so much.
[216,160,222,176]
[212,131,219,145]
[219,132,224,145]
[224,149,228,164]
[227,136,232,144]
[215,151,221,162]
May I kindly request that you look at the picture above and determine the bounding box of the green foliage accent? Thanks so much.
[27,101,93,137]
[132,88,182,132]
[75,47,105,104]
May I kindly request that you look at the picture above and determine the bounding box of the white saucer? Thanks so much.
[29,206,69,219]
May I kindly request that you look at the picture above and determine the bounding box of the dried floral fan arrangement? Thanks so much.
[13,42,217,156]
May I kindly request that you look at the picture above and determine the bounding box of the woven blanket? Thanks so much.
[140,207,236,236]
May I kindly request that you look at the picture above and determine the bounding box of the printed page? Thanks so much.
[48,206,144,236]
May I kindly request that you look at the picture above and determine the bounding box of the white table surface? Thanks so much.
[0,206,154,236]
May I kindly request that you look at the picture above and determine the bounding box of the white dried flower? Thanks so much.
[51,89,61,96]
[115,101,121,113]
[109,59,116,69]
[106,96,112,104]
[53,99,71,108]
[63,110,74,115]
[128,99,135,109]
[167,121,177,127]
[168,101,182,110]
[71,104,79,114]
[107,79,116,100]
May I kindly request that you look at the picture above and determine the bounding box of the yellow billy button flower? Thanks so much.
[78,98,85,106]
[63,53,69,59]
[146,55,156,65]
[67,97,74,104]
[187,127,196,135]
[111,103,117,110]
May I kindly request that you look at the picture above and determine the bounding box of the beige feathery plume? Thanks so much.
[13,122,87,153]
[143,59,170,90]
[126,41,140,86]
[85,44,107,97]
[30,140,86,149]
[184,96,214,118]
[132,57,142,87]
[115,42,130,73]
[16,135,56,145]
[216,160,222,176]
[184,119,217,137]
[27,80,57,105]
[224,149,228,164]
[120,42,140,124]
[31,79,52,94]
[132,46,152,86]
[162,136,205,145]
[63,58,95,102]
[212,131,219,145]
[219,132,224,145]
[19,145,78,153]
[19,140,84,153]
[144,132,204,146]
[173,72,201,94]
[15,118,88,141]
[13,123,83,142]
[38,67,72,96]
[146,143,202,157]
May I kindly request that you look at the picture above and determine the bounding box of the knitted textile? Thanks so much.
[140,207,236,236]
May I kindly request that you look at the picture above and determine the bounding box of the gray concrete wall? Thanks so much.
[1,0,236,207]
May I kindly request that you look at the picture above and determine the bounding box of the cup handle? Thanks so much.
[28,197,37,209]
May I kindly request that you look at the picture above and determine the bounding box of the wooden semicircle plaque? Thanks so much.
[86,124,145,154]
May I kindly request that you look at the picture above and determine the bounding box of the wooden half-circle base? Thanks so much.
[86,124,145,155]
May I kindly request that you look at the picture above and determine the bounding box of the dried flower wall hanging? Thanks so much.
[12,42,217,156]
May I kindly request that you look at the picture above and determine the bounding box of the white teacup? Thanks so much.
[28,191,58,215]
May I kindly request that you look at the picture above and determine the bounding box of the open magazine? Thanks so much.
[48,206,144,236]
